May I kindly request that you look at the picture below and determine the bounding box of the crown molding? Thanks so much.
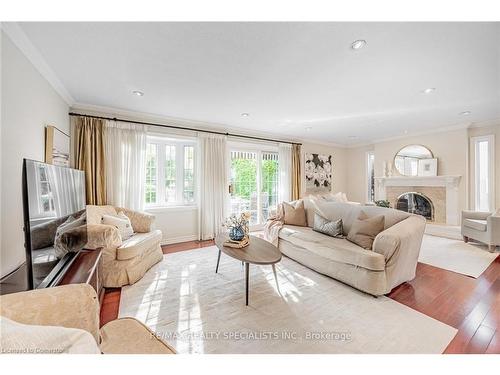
[468,118,500,129]
[1,22,74,105]
[71,102,348,149]
[345,118,500,149]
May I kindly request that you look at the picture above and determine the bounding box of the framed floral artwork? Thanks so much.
[305,153,332,193]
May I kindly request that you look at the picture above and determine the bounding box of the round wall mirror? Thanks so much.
[394,145,433,176]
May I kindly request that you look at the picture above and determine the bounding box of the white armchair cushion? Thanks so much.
[117,230,162,260]
[463,219,488,232]
[0,316,101,354]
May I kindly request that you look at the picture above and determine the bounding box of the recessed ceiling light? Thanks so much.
[305,127,312,131]
[351,40,367,50]
[241,113,250,117]
[460,111,472,116]
[132,90,144,96]
[422,88,436,94]
[404,130,408,134]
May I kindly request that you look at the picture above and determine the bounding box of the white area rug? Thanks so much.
[424,224,462,241]
[418,234,498,278]
[119,246,457,354]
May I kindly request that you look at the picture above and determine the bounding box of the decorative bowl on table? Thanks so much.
[229,226,245,241]
[223,212,250,247]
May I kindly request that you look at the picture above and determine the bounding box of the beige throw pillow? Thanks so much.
[283,200,308,226]
[347,211,385,250]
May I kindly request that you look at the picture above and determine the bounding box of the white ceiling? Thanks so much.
[16,22,500,145]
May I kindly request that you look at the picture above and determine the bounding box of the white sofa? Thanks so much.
[461,210,500,252]
[277,199,426,296]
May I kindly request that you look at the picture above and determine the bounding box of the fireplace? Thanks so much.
[396,192,434,221]
[375,175,461,225]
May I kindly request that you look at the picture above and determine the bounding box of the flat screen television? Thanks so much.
[22,159,87,289]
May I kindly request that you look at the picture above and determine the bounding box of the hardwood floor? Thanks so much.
[388,256,500,354]
[100,288,121,327]
[100,239,500,353]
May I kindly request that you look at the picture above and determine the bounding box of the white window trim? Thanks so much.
[365,151,375,203]
[471,134,495,212]
[145,135,198,209]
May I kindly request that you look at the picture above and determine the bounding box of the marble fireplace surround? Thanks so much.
[375,176,462,225]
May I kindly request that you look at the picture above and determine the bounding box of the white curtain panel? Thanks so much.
[198,133,229,240]
[105,121,147,211]
[278,143,292,203]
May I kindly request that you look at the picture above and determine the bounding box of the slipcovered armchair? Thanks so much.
[461,210,500,252]
[0,284,176,354]
[86,205,164,287]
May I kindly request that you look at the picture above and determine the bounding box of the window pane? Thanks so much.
[183,145,195,203]
[477,140,490,211]
[145,143,157,204]
[367,152,375,202]
[165,145,176,203]
[261,152,279,222]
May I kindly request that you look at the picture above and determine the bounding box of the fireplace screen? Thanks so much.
[396,192,434,221]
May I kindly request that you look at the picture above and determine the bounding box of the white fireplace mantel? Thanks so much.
[375,175,462,225]
[375,175,462,188]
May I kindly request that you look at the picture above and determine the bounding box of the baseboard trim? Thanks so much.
[161,235,198,246]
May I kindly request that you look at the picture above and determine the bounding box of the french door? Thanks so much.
[229,148,279,229]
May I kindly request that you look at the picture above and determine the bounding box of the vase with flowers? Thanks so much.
[223,212,250,242]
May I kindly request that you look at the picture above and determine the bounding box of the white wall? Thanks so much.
[0,32,69,278]
[148,207,199,245]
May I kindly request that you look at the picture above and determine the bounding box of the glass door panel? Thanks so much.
[230,151,258,225]
[261,152,278,222]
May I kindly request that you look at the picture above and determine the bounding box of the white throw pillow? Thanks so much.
[102,212,134,240]
[0,316,101,354]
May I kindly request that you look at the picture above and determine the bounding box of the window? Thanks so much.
[366,151,375,202]
[229,146,279,227]
[472,135,495,211]
[35,164,55,217]
[145,136,197,207]
[145,144,158,204]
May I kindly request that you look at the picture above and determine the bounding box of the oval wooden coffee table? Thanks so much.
[215,234,282,306]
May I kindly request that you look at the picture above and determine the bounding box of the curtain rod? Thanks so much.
[68,112,301,146]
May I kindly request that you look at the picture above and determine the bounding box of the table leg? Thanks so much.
[245,262,249,306]
[215,249,221,273]
[272,264,280,292]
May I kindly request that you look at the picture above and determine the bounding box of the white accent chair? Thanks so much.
[461,210,500,252]
[86,205,164,287]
